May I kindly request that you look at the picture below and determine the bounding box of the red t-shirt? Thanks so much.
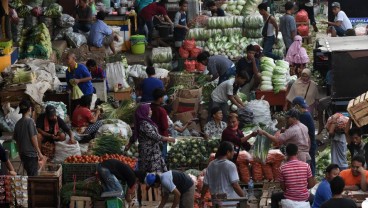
[150,103,169,137]
[139,2,167,21]
[278,159,312,201]
[72,106,94,127]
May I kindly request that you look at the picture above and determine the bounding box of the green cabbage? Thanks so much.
[261,71,273,77]
[276,60,289,69]
[261,76,271,81]
[260,85,273,91]
[244,13,264,29]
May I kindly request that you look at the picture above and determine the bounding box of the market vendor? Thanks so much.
[237,44,261,100]
[206,1,225,17]
[321,2,353,37]
[339,155,368,191]
[258,109,311,162]
[201,141,244,207]
[65,53,94,98]
[204,107,227,139]
[0,143,17,176]
[98,159,145,204]
[150,89,169,160]
[86,59,109,91]
[73,0,93,33]
[292,96,316,176]
[312,164,340,208]
[72,95,103,141]
[197,51,236,85]
[210,69,249,121]
[36,105,76,147]
[138,0,173,45]
[320,176,357,208]
[346,121,367,162]
[145,170,195,208]
[221,113,257,153]
[88,11,119,54]
[13,100,44,176]
[173,0,189,47]
[140,66,164,103]
[271,144,316,208]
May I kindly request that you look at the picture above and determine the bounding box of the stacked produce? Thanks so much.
[244,13,263,39]
[195,74,217,103]
[251,149,285,182]
[204,34,248,59]
[260,57,275,91]
[187,28,223,40]
[179,40,204,72]
[222,0,246,15]
[91,134,127,156]
[272,60,289,93]
[151,47,173,69]
[19,23,52,59]
[241,0,263,16]
[64,154,137,169]
[316,146,331,180]
[100,100,137,125]
[12,67,36,84]
[207,16,244,29]
[168,138,220,168]
[272,32,286,58]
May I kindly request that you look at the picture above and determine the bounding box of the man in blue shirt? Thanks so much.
[88,11,118,54]
[65,53,94,97]
[292,96,316,176]
[140,67,164,102]
[312,164,340,208]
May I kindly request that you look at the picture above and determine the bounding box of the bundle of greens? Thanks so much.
[253,126,274,163]
[12,67,36,84]
[92,134,126,156]
[44,3,63,17]
[102,100,137,125]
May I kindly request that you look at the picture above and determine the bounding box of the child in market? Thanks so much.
[210,69,250,121]
[174,0,189,48]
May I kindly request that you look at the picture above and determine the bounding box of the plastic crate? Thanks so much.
[62,163,98,184]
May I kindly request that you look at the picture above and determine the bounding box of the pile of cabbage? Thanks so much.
[244,13,264,39]
[260,57,290,93]
[221,0,247,15]
[203,34,249,59]
[187,28,242,41]
[19,23,52,59]
[151,47,173,63]
[241,0,263,16]
[207,16,244,28]
[272,32,286,58]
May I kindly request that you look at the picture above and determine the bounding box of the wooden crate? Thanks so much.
[28,176,61,208]
[113,88,132,101]
[140,184,162,202]
[347,91,368,127]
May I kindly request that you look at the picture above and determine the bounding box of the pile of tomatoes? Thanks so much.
[64,154,137,169]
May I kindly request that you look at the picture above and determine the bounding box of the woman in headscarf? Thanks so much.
[285,35,309,77]
[125,104,175,173]
[286,68,319,116]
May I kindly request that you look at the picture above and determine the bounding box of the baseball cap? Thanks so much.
[285,108,300,119]
[19,100,32,114]
[331,2,340,8]
[45,105,57,117]
[145,173,156,187]
[292,96,308,109]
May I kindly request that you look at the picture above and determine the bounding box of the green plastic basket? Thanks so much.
[130,35,146,55]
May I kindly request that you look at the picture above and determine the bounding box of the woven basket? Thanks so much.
[168,72,195,88]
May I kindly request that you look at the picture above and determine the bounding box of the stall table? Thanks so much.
[256,90,286,107]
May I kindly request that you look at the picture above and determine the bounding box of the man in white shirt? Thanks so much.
[322,2,353,37]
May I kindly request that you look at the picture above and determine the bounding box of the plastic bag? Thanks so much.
[190,47,202,58]
[295,9,309,22]
[57,14,75,28]
[184,60,196,72]
[151,47,173,63]
[297,24,309,36]
[281,199,310,208]
[65,32,87,48]
[179,47,189,59]
[54,139,82,163]
[183,39,196,51]
[97,119,132,138]
[105,62,129,91]
[355,24,368,36]
[70,80,84,100]
[195,61,206,72]
[237,108,254,127]
[245,99,272,125]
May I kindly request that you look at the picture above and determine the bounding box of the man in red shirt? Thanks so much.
[150,88,169,160]
[271,143,316,208]
[138,0,173,44]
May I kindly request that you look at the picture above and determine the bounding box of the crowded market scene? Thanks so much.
[0,0,367,207]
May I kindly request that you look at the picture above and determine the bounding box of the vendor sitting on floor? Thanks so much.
[37,105,76,147]
[72,95,103,141]
[88,11,119,54]
[98,159,145,204]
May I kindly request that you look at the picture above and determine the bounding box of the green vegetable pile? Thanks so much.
[12,67,36,84]
[61,180,102,205]
[17,5,31,18]
[203,33,248,59]
[92,134,127,156]
[44,3,63,18]
[168,138,220,169]
[101,100,137,125]
[124,142,139,158]
[253,126,274,163]
[315,146,331,181]
[19,23,52,59]
[152,47,173,63]
[260,57,289,93]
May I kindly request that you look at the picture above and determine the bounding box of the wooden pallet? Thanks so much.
[259,181,282,208]
[347,91,368,127]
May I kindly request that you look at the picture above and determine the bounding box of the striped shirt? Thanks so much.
[278,159,312,201]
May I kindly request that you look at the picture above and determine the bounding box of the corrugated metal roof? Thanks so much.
[317,36,368,52]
